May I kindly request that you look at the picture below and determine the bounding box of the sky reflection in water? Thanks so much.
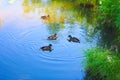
[0,0,98,80]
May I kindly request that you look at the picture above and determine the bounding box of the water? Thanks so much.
[0,0,98,80]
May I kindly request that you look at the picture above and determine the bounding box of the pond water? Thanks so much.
[0,0,99,80]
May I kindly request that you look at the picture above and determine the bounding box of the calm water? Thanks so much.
[0,0,98,80]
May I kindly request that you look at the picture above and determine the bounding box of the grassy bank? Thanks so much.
[98,0,120,50]
[85,48,120,80]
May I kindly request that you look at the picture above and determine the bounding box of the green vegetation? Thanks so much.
[98,0,120,49]
[85,48,120,80]
[82,0,120,79]
[98,0,120,30]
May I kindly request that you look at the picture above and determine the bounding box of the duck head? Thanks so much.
[49,44,52,47]
[54,33,57,36]
[68,35,72,38]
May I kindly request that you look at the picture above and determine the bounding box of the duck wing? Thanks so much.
[41,46,48,49]
[72,37,80,42]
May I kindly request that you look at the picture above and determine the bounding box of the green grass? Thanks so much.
[85,48,120,80]
[98,0,120,31]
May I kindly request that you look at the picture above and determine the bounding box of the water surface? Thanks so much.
[0,0,98,80]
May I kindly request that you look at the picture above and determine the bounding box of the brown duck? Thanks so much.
[67,35,80,43]
[40,44,53,52]
[47,33,58,40]
[41,15,50,19]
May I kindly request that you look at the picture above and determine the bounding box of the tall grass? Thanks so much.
[97,0,120,52]
[85,48,120,80]
[98,0,120,31]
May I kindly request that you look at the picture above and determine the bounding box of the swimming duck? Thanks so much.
[40,44,53,52]
[41,15,50,19]
[68,35,80,43]
[48,33,58,40]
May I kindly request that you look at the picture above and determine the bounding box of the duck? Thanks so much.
[48,33,58,40]
[67,35,80,43]
[40,44,53,52]
[41,15,50,19]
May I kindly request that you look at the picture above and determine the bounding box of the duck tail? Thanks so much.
[40,47,44,50]
[39,47,42,50]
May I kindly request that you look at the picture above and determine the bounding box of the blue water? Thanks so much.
[0,0,98,80]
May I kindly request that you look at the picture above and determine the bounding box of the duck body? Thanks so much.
[40,44,53,52]
[48,33,58,40]
[68,35,80,43]
[41,15,50,19]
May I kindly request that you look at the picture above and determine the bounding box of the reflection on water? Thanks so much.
[0,15,3,27]
[0,0,2,4]
[22,0,98,37]
[9,0,16,4]
[0,0,99,80]
[0,18,2,27]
